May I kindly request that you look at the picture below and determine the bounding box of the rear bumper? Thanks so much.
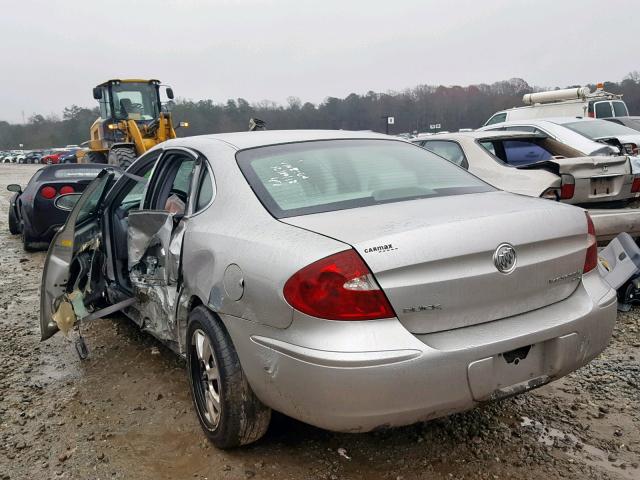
[589,206,640,242]
[222,271,616,432]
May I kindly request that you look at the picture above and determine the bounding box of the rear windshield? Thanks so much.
[237,139,493,218]
[479,139,553,166]
[45,167,104,180]
[561,120,640,140]
[623,119,640,131]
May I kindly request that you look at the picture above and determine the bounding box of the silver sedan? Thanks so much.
[40,130,616,448]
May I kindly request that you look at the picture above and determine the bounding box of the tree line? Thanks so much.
[2,72,640,150]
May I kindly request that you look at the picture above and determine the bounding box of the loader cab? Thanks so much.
[93,79,168,123]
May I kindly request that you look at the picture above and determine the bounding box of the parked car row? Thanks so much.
[1,145,84,164]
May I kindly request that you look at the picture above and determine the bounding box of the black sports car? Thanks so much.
[7,164,118,251]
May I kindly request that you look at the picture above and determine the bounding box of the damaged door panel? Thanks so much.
[126,210,187,342]
[40,169,129,340]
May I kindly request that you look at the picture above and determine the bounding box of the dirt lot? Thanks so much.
[0,164,639,480]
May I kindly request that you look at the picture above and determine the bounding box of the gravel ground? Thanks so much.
[1,164,639,480]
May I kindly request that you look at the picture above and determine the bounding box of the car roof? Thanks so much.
[604,116,640,121]
[413,130,543,141]
[163,129,395,151]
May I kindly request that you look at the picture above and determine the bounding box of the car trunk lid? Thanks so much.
[282,191,588,334]
[519,155,633,204]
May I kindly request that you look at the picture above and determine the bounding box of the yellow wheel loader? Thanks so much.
[85,79,188,168]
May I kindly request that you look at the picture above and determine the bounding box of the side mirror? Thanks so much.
[7,184,22,193]
[54,193,82,211]
[93,87,103,100]
[166,87,174,100]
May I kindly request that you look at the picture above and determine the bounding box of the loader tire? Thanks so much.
[86,151,107,164]
[108,148,136,170]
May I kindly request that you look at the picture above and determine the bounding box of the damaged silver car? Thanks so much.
[413,130,638,203]
[40,130,617,448]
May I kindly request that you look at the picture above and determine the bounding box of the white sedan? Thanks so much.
[412,130,636,204]
[479,117,640,172]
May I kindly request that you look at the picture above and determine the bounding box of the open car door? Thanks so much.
[121,149,202,344]
[40,168,123,341]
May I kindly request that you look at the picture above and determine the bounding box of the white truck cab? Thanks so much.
[484,83,629,126]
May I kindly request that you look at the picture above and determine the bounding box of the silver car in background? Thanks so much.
[40,130,616,448]
[479,117,640,170]
[412,130,637,204]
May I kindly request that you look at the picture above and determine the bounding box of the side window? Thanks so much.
[612,101,629,117]
[485,113,507,126]
[145,152,197,214]
[501,140,553,166]
[422,140,468,168]
[118,151,162,209]
[480,141,496,156]
[594,102,613,118]
[194,166,215,212]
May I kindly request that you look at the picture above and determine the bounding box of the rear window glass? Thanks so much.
[562,120,640,139]
[612,101,629,117]
[502,140,553,165]
[625,119,640,131]
[49,168,104,179]
[237,139,493,218]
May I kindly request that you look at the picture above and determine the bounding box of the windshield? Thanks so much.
[237,139,493,218]
[561,120,640,139]
[111,83,160,121]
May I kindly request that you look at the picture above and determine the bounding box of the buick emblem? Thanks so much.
[493,243,517,274]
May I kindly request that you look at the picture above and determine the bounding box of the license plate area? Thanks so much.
[466,333,579,401]
[591,177,614,196]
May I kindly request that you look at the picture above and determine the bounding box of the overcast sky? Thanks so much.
[0,0,637,123]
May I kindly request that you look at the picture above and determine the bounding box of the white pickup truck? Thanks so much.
[485,84,630,126]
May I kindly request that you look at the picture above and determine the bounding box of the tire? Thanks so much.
[107,147,136,169]
[8,204,20,235]
[86,151,107,164]
[186,306,271,448]
[21,226,37,252]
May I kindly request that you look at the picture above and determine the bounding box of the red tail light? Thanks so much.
[59,185,75,195]
[632,177,640,193]
[583,212,597,273]
[39,186,57,199]
[283,250,396,320]
[560,174,575,200]
[587,111,595,118]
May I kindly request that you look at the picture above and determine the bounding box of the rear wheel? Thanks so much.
[21,226,37,251]
[107,147,136,169]
[186,306,271,448]
[86,151,107,164]
[8,205,20,235]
